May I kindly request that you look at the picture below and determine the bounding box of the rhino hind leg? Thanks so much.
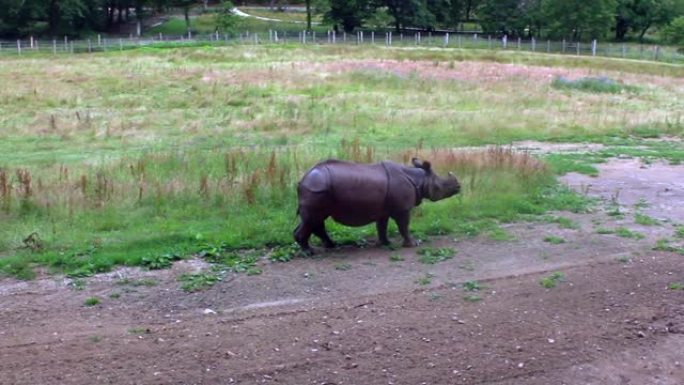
[294,222,314,253]
[313,223,335,249]
[294,207,334,253]
[375,217,390,246]
[393,212,417,247]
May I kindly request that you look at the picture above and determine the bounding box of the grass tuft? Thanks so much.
[551,76,638,94]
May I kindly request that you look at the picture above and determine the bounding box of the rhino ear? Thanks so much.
[411,158,422,168]
[422,161,432,174]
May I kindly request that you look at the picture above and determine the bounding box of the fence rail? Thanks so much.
[1,31,682,64]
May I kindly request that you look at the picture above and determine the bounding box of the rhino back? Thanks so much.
[327,162,388,204]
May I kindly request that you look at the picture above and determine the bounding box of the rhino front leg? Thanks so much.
[376,217,390,246]
[393,212,417,247]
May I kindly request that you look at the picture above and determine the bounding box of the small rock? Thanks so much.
[518,363,524,368]
[547,338,555,344]
[203,308,216,315]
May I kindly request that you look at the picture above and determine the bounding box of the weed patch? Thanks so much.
[675,227,684,238]
[417,247,456,264]
[178,272,222,292]
[653,239,684,255]
[462,280,482,292]
[415,273,435,286]
[635,213,659,226]
[616,227,645,240]
[463,294,482,302]
[596,227,615,234]
[540,272,565,288]
[543,236,566,244]
[668,282,684,290]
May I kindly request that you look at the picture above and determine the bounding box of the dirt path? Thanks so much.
[1,158,684,384]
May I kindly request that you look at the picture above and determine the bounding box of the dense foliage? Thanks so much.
[0,0,682,40]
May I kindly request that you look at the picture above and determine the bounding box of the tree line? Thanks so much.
[0,0,203,38]
[323,0,684,41]
[1,0,683,43]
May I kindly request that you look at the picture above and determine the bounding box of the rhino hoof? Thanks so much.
[402,240,418,248]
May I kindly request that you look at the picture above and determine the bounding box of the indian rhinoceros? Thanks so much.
[294,158,461,253]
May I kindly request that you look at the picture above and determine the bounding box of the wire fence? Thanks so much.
[1,31,682,64]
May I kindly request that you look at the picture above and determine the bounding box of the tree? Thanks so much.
[661,15,684,44]
[173,0,197,33]
[384,0,436,31]
[542,0,618,40]
[215,0,240,33]
[306,0,312,30]
[478,0,526,36]
[615,0,679,42]
[324,0,375,32]
[449,0,481,31]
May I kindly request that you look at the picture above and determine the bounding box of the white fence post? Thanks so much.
[502,35,507,49]
[17,40,21,55]
[591,40,597,56]
[444,33,449,47]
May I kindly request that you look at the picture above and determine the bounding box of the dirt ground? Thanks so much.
[1,157,684,385]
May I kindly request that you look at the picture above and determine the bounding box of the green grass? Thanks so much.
[84,297,100,306]
[147,12,330,37]
[389,254,404,262]
[634,213,659,226]
[543,236,566,244]
[545,215,581,230]
[462,294,482,302]
[462,280,482,292]
[595,227,615,234]
[0,44,680,279]
[676,227,684,238]
[551,76,639,94]
[653,239,684,255]
[615,227,646,240]
[334,262,352,271]
[178,271,222,292]
[539,271,565,288]
[415,273,434,286]
[668,282,684,290]
[417,247,457,264]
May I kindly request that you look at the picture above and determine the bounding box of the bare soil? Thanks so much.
[2,158,684,385]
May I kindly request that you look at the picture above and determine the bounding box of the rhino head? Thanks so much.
[412,158,461,202]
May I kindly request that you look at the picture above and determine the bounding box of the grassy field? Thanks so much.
[147,10,330,37]
[0,44,682,279]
